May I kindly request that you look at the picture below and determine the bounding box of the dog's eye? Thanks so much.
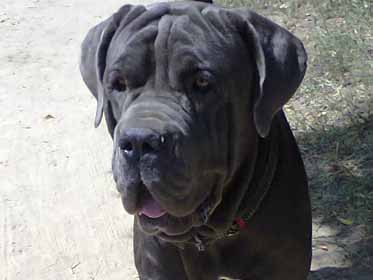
[111,77,127,92]
[193,71,212,92]
[107,72,127,92]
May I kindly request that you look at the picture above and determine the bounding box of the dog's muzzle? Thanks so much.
[117,127,170,218]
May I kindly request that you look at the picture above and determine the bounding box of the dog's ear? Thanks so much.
[80,5,137,130]
[229,9,307,137]
[80,4,170,134]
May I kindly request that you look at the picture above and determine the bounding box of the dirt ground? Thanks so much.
[0,0,370,279]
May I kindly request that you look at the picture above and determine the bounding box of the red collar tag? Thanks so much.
[235,217,247,229]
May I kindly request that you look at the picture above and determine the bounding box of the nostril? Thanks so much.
[142,141,155,154]
[118,129,167,158]
[119,140,133,153]
[142,135,164,154]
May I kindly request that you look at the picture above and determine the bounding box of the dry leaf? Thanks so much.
[44,114,55,120]
[337,217,354,225]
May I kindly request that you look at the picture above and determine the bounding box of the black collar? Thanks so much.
[225,124,279,237]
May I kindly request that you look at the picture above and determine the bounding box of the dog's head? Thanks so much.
[80,1,306,242]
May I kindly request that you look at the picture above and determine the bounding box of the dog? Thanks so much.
[80,1,312,279]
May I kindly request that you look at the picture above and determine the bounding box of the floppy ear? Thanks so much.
[79,5,136,132]
[230,9,307,137]
[80,4,170,136]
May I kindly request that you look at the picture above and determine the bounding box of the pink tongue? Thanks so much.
[140,195,166,218]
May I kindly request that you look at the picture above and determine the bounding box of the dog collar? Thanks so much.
[225,124,279,238]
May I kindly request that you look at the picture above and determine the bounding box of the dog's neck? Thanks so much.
[227,118,280,235]
[186,115,280,251]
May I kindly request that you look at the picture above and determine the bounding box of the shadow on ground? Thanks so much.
[293,115,373,280]
[309,223,373,280]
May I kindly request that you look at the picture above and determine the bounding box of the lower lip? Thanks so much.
[139,195,167,218]
[139,210,167,219]
[137,212,194,240]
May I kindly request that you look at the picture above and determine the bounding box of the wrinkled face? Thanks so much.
[105,8,255,241]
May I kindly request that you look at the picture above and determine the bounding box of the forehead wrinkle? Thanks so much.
[167,15,214,86]
[110,23,155,58]
[168,15,194,46]
[154,15,174,88]
[169,15,207,51]
[107,24,158,79]
[170,16,207,60]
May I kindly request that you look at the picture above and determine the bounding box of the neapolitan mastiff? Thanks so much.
[80,1,312,279]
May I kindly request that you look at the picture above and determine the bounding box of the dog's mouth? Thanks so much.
[135,182,218,241]
[138,189,167,218]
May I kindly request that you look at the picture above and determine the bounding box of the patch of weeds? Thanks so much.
[299,120,373,231]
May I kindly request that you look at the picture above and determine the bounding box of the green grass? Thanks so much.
[217,0,373,232]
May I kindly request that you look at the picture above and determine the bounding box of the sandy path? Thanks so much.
[0,1,157,279]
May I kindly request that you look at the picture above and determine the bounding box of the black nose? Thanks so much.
[118,128,165,159]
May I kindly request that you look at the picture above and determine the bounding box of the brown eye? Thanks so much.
[195,76,209,88]
[112,77,127,92]
[108,71,127,92]
[194,71,212,91]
